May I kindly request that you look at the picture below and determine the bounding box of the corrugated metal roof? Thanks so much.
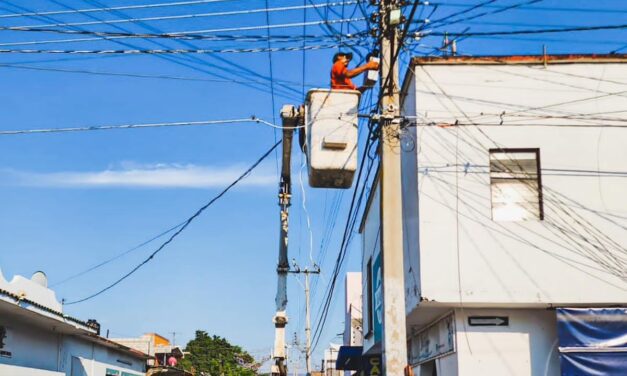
[411,54,627,66]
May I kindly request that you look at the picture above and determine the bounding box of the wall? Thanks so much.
[0,318,59,371]
[361,182,381,354]
[404,62,627,306]
[0,364,64,376]
[343,272,363,347]
[408,308,559,376]
[0,315,144,376]
[454,308,559,376]
[401,78,421,315]
[60,338,144,376]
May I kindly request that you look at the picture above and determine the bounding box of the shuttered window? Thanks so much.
[490,149,543,221]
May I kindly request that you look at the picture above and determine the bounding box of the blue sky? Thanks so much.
[0,0,624,371]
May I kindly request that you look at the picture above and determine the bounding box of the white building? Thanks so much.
[322,343,342,376]
[0,269,148,376]
[360,54,627,375]
[343,272,363,349]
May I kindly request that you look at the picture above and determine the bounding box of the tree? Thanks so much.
[179,330,257,376]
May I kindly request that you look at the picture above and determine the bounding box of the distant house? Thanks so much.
[0,269,149,376]
[111,333,185,370]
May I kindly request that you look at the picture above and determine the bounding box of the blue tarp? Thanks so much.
[557,308,627,376]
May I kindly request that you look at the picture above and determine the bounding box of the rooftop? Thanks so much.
[0,269,150,360]
[411,53,627,66]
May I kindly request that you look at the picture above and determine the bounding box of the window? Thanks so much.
[365,257,374,338]
[489,148,543,221]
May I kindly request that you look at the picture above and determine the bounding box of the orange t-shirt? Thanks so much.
[330,61,356,90]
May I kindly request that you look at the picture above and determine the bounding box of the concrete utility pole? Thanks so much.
[289,263,321,376]
[272,105,300,376]
[378,0,408,374]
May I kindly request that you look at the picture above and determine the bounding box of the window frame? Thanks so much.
[489,148,544,221]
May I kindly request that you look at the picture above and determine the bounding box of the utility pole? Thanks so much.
[289,262,321,376]
[378,0,408,374]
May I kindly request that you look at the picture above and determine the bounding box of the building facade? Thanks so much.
[0,269,148,376]
[360,54,627,375]
[111,333,184,367]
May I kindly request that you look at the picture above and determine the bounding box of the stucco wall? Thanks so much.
[403,62,627,306]
[361,182,381,353]
[0,316,144,375]
[0,318,59,371]
[454,308,559,376]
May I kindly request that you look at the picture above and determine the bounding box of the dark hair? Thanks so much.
[333,51,353,62]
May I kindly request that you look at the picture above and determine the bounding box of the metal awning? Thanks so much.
[335,346,363,370]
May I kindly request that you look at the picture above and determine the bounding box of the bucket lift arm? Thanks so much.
[272,105,302,376]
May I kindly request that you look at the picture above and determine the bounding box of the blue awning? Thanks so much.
[335,346,364,370]
[557,308,627,375]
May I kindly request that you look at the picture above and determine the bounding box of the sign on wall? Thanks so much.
[0,325,12,358]
[468,316,509,326]
[409,312,456,365]
[372,253,383,343]
[363,354,383,376]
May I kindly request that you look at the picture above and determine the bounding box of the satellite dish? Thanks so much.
[31,271,48,288]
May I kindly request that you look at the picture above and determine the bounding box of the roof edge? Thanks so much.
[411,53,627,66]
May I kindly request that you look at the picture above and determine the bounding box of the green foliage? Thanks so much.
[179,330,257,376]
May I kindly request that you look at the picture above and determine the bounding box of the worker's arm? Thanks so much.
[346,60,379,78]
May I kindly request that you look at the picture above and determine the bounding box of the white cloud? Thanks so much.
[2,163,276,189]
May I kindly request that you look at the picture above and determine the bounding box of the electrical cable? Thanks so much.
[0,117,299,136]
[63,140,282,305]
[416,24,627,37]
[422,2,627,15]
[71,0,302,104]
[0,0,243,19]
[0,0,295,106]
[0,62,325,88]
[429,0,545,30]
[14,1,361,29]
[51,222,185,287]
[0,42,368,54]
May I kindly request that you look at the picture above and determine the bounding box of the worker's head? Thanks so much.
[333,51,353,66]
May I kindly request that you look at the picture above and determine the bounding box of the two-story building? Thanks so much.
[360,54,627,375]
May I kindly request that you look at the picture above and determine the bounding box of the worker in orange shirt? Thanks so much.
[330,51,379,92]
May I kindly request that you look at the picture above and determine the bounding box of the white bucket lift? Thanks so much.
[305,89,360,189]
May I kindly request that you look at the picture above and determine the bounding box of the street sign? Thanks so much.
[468,316,509,326]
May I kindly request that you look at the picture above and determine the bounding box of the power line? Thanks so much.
[0,32,348,47]
[0,62,325,87]
[51,222,185,287]
[426,0,497,27]
[311,126,377,352]
[15,1,360,29]
[0,0,296,106]
[0,117,299,136]
[416,24,627,37]
[422,2,627,14]
[70,0,302,106]
[431,0,545,29]
[0,18,367,38]
[63,140,281,305]
[0,42,367,55]
[0,0,242,19]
